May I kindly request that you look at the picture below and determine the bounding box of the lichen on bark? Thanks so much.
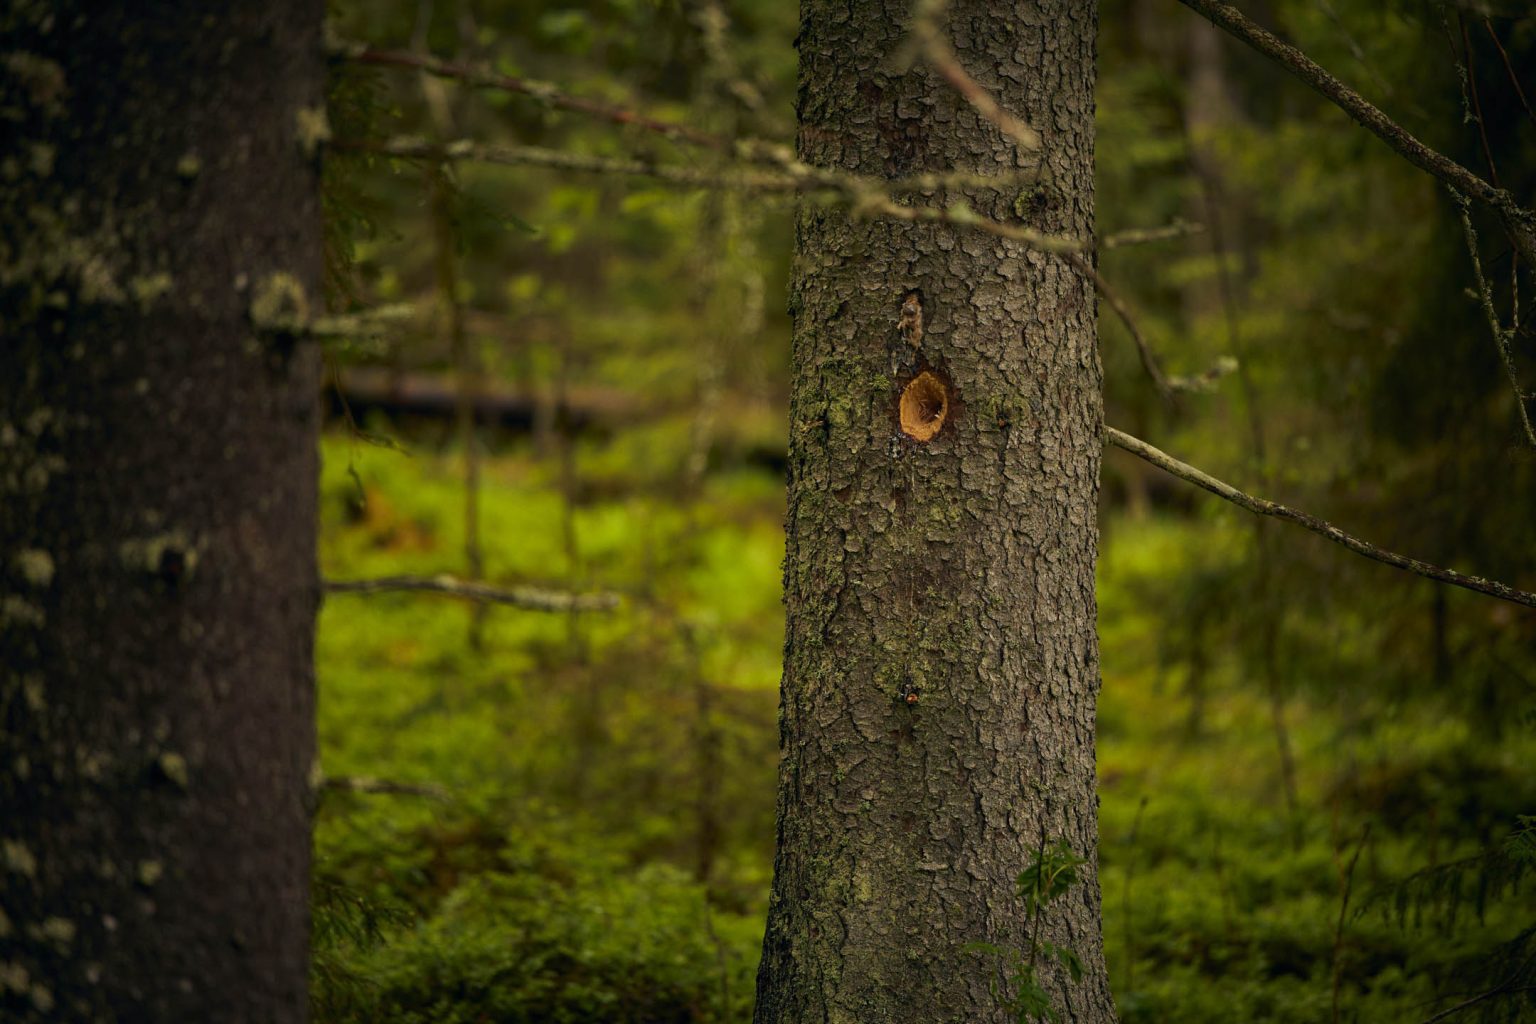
[0,3,323,1021]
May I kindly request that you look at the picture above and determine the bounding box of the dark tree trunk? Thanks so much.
[754,1,1114,1022]
[1,4,323,1021]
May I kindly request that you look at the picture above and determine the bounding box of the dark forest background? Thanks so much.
[310,1,1536,1020]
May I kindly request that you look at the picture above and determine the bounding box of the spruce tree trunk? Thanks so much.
[754,1,1115,1021]
[1,4,323,1020]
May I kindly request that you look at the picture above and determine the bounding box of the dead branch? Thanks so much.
[1175,0,1536,268]
[316,775,451,801]
[346,45,725,150]
[853,192,1082,254]
[912,0,1041,152]
[1104,426,1536,609]
[1456,193,1536,448]
[1103,220,1205,250]
[323,574,621,612]
[1065,251,1176,400]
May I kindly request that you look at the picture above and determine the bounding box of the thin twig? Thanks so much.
[1102,220,1205,250]
[345,45,725,149]
[687,0,767,115]
[340,136,1048,206]
[1063,251,1175,399]
[1174,0,1536,268]
[912,0,1040,152]
[1418,977,1536,1024]
[854,192,1081,254]
[307,302,418,339]
[1314,0,1394,101]
[1331,824,1370,1024]
[316,775,452,801]
[1103,426,1536,609]
[337,135,803,190]
[323,573,621,611]
[1456,193,1536,448]
[1483,17,1536,133]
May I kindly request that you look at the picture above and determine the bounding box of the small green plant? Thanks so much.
[967,838,1088,1023]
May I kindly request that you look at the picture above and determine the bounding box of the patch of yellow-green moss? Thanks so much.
[249,271,310,333]
[2,839,36,876]
[27,916,74,947]
[13,548,53,586]
[295,105,332,158]
[129,271,173,309]
[0,595,44,628]
[156,751,189,789]
[118,530,198,576]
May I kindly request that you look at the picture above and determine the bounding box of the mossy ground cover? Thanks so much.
[313,432,1532,1022]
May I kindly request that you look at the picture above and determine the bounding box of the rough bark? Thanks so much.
[1,3,323,1021]
[754,1,1114,1022]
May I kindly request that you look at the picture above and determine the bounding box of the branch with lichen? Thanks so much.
[1104,426,1536,609]
[1455,191,1536,448]
[686,0,769,116]
[1102,220,1205,250]
[323,573,621,612]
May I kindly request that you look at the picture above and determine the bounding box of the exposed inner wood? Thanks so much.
[899,371,949,441]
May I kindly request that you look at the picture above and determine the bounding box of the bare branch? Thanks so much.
[338,137,1084,254]
[853,193,1082,254]
[346,45,725,150]
[307,303,418,340]
[1418,967,1535,1024]
[1102,220,1205,250]
[1456,193,1536,448]
[686,0,768,115]
[316,775,451,801]
[1104,426,1536,609]
[1065,251,1176,399]
[1174,0,1536,268]
[912,0,1041,152]
[337,135,803,190]
[323,573,621,612]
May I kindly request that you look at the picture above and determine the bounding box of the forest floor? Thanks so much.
[311,429,1533,1024]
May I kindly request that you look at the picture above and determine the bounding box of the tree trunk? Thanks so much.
[754,2,1114,1022]
[1,4,322,1021]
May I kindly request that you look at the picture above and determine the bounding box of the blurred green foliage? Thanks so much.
[314,0,1535,1019]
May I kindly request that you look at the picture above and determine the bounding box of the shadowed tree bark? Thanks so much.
[754,1,1115,1022]
[1,3,323,1020]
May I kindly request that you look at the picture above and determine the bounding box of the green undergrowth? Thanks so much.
[313,433,1533,1022]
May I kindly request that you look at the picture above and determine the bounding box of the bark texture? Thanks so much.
[1,3,323,1020]
[753,1,1115,1022]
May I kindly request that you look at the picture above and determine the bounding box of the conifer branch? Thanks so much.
[323,574,620,611]
[1104,426,1536,609]
[1174,0,1536,268]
